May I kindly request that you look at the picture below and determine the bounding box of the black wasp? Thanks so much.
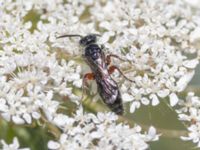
[57,34,133,115]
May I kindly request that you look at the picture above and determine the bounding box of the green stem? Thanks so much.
[40,115,61,139]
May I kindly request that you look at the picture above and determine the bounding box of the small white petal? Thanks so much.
[91,131,102,138]
[130,102,140,113]
[176,71,194,92]
[100,33,110,44]
[60,134,68,144]
[0,104,9,112]
[99,21,111,30]
[150,94,159,106]
[190,27,200,42]
[141,97,150,105]
[24,1,32,10]
[122,93,134,102]
[130,102,136,113]
[148,126,159,141]
[197,141,200,147]
[73,79,82,88]
[183,59,199,69]
[169,93,179,106]
[12,116,25,124]
[32,112,41,119]
[13,137,20,148]
[181,136,192,141]
[157,89,170,98]
[53,114,73,126]
[178,114,190,121]
[48,141,60,149]
[1,113,11,122]
[99,32,115,44]
[23,113,32,124]
[24,21,32,29]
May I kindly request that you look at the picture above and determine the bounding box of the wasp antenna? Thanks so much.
[56,34,83,39]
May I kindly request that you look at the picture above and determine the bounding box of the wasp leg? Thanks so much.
[81,73,95,101]
[108,65,134,82]
[100,45,105,50]
[106,54,126,65]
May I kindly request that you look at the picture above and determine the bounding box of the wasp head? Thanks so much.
[57,34,100,46]
[79,34,98,46]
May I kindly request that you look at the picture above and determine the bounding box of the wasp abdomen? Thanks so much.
[97,79,124,115]
[100,91,124,115]
[107,94,123,115]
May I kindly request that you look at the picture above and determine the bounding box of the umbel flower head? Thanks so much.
[0,137,30,150]
[0,0,200,121]
[48,107,159,150]
[176,93,200,147]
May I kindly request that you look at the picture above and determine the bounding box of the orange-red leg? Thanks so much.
[106,54,126,65]
[81,73,95,101]
[108,65,134,82]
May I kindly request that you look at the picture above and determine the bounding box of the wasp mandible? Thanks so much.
[57,34,134,115]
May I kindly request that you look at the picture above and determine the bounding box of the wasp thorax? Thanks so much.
[79,34,97,46]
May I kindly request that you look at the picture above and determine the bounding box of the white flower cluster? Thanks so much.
[48,108,159,150]
[176,92,200,147]
[0,0,199,121]
[89,0,200,112]
[39,0,200,112]
[0,137,30,150]
[0,0,81,124]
